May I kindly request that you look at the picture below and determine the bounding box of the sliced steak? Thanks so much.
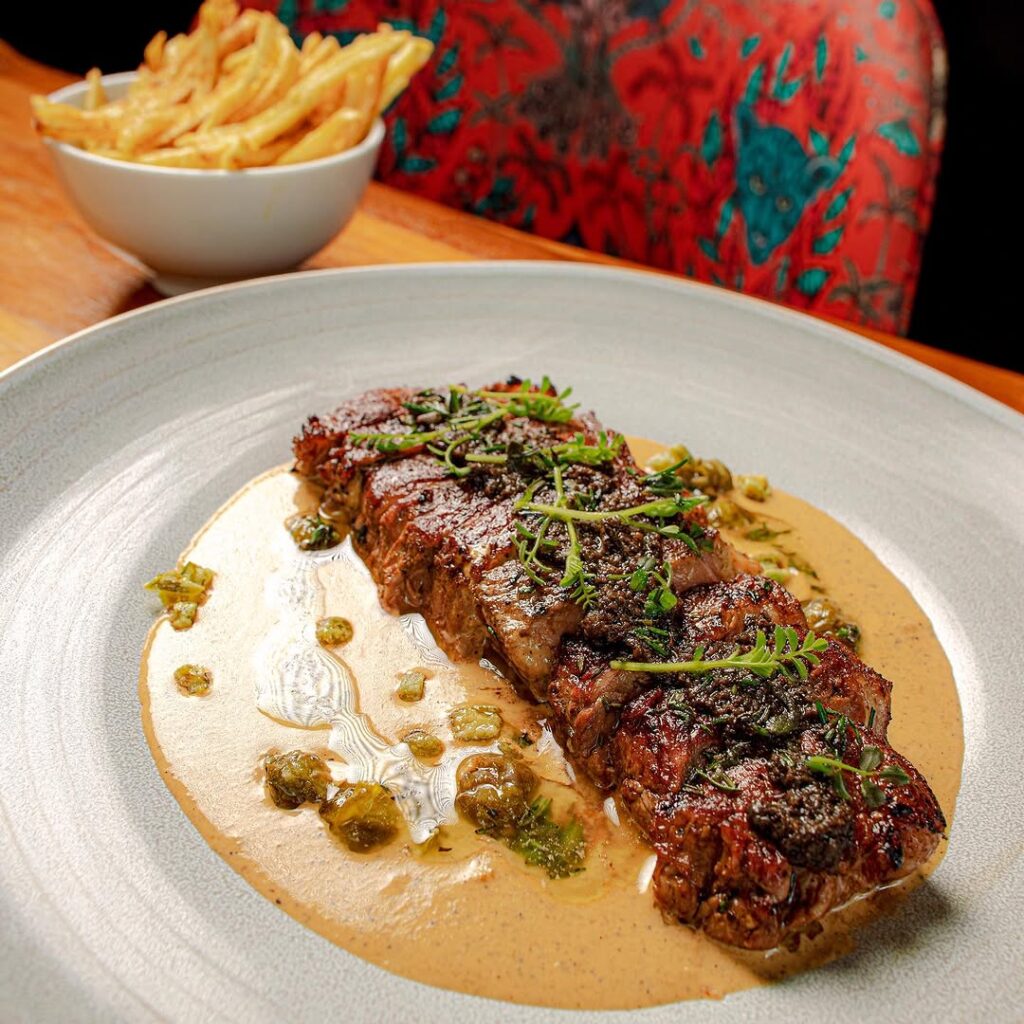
[293,382,945,951]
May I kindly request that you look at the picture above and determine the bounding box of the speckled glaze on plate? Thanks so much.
[0,263,1021,1023]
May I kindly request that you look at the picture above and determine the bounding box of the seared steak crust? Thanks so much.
[294,383,945,950]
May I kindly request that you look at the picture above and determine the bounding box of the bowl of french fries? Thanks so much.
[31,0,432,293]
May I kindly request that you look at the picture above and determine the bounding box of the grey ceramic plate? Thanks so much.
[1,263,1022,1023]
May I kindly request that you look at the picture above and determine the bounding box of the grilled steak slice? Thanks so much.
[605,577,941,948]
[295,384,753,681]
[293,382,945,950]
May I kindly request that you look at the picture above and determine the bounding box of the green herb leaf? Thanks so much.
[859,745,883,772]
[611,629,828,681]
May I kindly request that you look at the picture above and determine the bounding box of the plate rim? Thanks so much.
[1,258,1021,1021]
[3,261,1022,437]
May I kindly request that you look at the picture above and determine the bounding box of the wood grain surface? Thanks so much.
[2,40,1021,415]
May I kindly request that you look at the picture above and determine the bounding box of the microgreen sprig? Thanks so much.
[351,378,577,459]
[641,459,690,497]
[611,627,828,680]
[553,465,597,608]
[805,747,911,806]
[516,494,707,549]
[351,404,506,455]
[633,624,671,657]
[462,431,624,472]
[626,557,678,618]
[451,377,578,424]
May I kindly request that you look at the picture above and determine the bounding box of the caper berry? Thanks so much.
[706,497,754,529]
[455,753,537,837]
[264,750,330,809]
[396,669,426,702]
[168,601,198,631]
[286,513,340,551]
[450,704,502,741]
[736,474,771,501]
[145,561,214,630]
[803,597,862,651]
[646,444,733,496]
[319,781,399,852]
[174,663,211,696]
[315,616,353,647]
[403,730,444,759]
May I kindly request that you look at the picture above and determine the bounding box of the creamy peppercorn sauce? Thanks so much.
[139,438,963,1010]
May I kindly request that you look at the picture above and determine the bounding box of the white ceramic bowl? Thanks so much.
[41,72,384,293]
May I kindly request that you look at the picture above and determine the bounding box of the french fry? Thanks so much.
[115,106,182,156]
[299,33,339,75]
[83,68,107,111]
[300,32,322,57]
[198,0,238,35]
[233,31,409,149]
[216,8,260,57]
[379,37,433,110]
[144,31,167,71]
[31,2,433,170]
[229,30,300,123]
[275,108,361,164]
[194,14,280,131]
[137,143,230,168]
[233,133,301,167]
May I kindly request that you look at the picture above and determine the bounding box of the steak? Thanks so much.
[294,381,946,950]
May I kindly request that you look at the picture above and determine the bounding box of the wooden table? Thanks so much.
[2,41,1022,415]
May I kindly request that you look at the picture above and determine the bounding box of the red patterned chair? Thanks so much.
[247,0,946,334]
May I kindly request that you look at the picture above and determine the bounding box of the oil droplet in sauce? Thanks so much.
[139,440,963,1010]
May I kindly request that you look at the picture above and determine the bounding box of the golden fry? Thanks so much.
[198,0,238,35]
[137,139,238,168]
[229,30,300,123]
[216,8,260,57]
[197,14,281,131]
[144,31,167,71]
[275,108,362,164]
[299,33,339,75]
[83,68,107,111]
[233,31,409,149]
[31,2,432,170]
[379,37,434,111]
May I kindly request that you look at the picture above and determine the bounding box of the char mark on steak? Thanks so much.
[294,381,945,950]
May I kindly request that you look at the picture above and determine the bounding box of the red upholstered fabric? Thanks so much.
[251,0,945,334]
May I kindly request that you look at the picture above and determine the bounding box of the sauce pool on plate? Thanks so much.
[139,439,963,1010]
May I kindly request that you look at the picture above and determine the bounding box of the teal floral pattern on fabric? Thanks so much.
[254,0,946,334]
[733,103,840,265]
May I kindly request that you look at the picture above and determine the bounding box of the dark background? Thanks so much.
[3,1,1019,371]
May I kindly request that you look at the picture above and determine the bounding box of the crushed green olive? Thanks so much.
[315,616,353,647]
[455,753,538,837]
[647,444,733,496]
[181,561,213,589]
[803,597,862,651]
[286,513,341,551]
[264,750,330,809]
[319,781,399,852]
[456,755,585,878]
[450,704,503,741]
[145,561,214,630]
[736,474,772,501]
[396,669,427,702]
[403,730,444,759]
[834,623,862,650]
[174,663,211,696]
[497,739,524,760]
[168,601,198,631]
[706,497,754,529]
